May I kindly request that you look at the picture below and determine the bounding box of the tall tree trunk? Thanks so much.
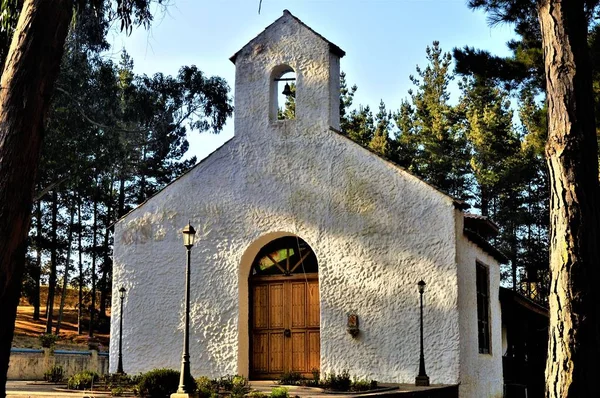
[89,189,98,338]
[32,200,42,320]
[45,190,58,334]
[77,194,83,335]
[99,177,114,318]
[539,2,600,397]
[0,0,72,393]
[55,200,74,335]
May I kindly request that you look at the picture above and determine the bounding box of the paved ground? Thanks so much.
[6,380,456,398]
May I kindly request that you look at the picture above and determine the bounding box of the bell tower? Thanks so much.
[230,10,345,138]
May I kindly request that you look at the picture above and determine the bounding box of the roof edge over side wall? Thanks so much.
[229,10,346,64]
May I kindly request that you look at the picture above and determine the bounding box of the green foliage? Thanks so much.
[112,386,125,396]
[195,376,219,398]
[278,371,303,385]
[230,375,251,398]
[322,369,351,391]
[103,373,134,389]
[137,369,191,398]
[310,368,320,387]
[39,333,58,348]
[43,365,64,383]
[404,41,470,199]
[278,83,296,120]
[270,387,289,398]
[248,392,268,398]
[67,370,100,390]
[351,377,377,391]
[195,375,249,398]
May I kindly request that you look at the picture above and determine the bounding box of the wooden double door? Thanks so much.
[250,274,320,379]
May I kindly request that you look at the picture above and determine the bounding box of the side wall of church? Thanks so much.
[456,214,503,398]
[110,13,462,385]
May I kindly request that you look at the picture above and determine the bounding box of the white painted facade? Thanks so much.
[110,11,502,397]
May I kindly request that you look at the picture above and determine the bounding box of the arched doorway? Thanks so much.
[249,236,320,379]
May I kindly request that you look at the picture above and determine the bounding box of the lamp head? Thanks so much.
[418,280,426,294]
[182,221,196,249]
[119,286,126,299]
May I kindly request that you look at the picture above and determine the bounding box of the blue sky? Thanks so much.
[108,0,516,161]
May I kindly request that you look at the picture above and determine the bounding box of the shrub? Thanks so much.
[248,392,268,398]
[195,376,218,398]
[43,365,64,383]
[112,386,125,396]
[39,333,58,349]
[67,370,100,390]
[270,387,289,398]
[230,375,251,398]
[216,375,234,391]
[322,369,351,391]
[137,368,195,398]
[309,368,320,387]
[278,371,302,386]
[351,377,377,391]
[103,373,134,389]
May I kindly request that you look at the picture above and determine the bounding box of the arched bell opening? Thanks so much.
[270,65,296,121]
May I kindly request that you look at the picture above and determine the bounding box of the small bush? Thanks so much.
[322,370,351,391]
[103,373,134,388]
[270,387,289,398]
[230,375,251,398]
[248,392,268,398]
[112,386,125,396]
[351,377,377,391]
[309,368,320,387]
[39,333,58,349]
[278,371,302,386]
[67,370,100,390]
[137,368,192,398]
[217,375,234,391]
[43,365,64,383]
[196,376,219,398]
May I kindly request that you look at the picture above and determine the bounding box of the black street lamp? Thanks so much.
[117,286,126,374]
[173,222,196,397]
[415,279,430,387]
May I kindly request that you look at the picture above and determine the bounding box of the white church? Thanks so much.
[110,11,505,398]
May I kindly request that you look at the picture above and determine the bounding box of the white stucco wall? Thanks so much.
[455,213,503,398]
[110,11,463,386]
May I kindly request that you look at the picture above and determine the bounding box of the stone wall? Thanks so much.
[8,348,109,380]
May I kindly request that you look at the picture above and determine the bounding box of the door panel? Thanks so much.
[269,332,285,372]
[291,332,306,373]
[251,276,319,379]
[291,282,306,328]
[252,332,268,372]
[269,284,284,328]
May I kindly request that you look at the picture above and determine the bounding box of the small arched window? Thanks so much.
[271,65,296,121]
[251,237,317,276]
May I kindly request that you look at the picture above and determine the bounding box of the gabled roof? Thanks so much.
[229,10,346,64]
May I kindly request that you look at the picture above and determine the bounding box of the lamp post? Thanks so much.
[173,222,196,397]
[117,286,126,374]
[415,280,430,386]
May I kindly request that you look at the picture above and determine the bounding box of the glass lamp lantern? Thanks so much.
[418,280,426,294]
[119,286,126,299]
[182,222,196,249]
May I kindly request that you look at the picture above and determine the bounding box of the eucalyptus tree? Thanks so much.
[0,0,163,392]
